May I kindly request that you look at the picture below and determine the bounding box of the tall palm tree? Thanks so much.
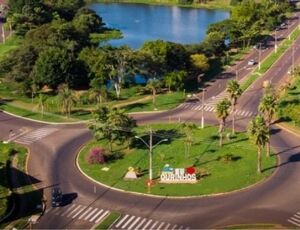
[37,93,47,118]
[258,92,277,157]
[248,115,269,173]
[146,79,161,110]
[215,98,231,146]
[58,84,76,118]
[226,80,242,135]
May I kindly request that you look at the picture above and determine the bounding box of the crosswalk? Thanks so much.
[14,125,59,145]
[111,214,189,230]
[45,203,110,224]
[179,102,255,118]
[288,212,300,228]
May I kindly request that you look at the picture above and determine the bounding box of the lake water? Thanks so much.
[88,3,229,49]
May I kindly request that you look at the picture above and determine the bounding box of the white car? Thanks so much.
[247,59,256,66]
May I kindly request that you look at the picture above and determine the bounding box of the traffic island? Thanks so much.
[77,124,277,197]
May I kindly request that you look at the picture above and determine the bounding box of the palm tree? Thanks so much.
[89,78,108,107]
[226,80,242,135]
[58,84,76,118]
[258,92,277,157]
[146,79,161,110]
[37,93,47,118]
[248,115,269,173]
[215,98,231,146]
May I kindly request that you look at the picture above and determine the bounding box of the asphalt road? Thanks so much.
[1,13,300,230]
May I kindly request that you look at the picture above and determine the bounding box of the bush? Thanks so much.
[87,147,106,164]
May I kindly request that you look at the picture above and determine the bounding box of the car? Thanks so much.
[247,59,256,66]
[51,187,62,207]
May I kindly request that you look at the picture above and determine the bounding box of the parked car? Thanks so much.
[51,187,63,207]
[247,59,256,66]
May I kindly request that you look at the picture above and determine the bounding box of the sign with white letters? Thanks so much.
[160,164,197,184]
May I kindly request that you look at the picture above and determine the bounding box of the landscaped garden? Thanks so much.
[78,123,277,196]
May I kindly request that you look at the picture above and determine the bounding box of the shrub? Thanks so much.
[87,147,106,164]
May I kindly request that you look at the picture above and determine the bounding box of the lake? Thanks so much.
[88,3,229,49]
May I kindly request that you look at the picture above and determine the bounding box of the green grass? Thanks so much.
[278,77,300,128]
[241,28,300,92]
[123,91,185,113]
[0,36,22,60]
[78,124,276,196]
[0,143,27,219]
[95,212,121,230]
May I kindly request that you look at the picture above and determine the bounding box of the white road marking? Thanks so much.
[164,223,171,229]
[84,208,98,221]
[61,204,76,217]
[288,219,300,227]
[72,206,86,219]
[134,218,147,229]
[115,214,129,228]
[156,221,165,229]
[95,210,109,223]
[122,215,136,228]
[171,224,178,229]
[78,207,93,220]
[67,204,82,217]
[291,216,300,223]
[142,219,153,230]
[127,216,141,229]
[150,221,159,229]
[89,209,104,222]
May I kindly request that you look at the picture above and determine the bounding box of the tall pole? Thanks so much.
[288,19,291,40]
[292,42,295,76]
[149,128,153,181]
[2,25,5,44]
[258,43,261,70]
[275,29,278,53]
[201,89,205,129]
[235,69,238,81]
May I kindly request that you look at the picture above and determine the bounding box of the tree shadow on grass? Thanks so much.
[132,129,183,150]
[262,152,300,173]
[123,103,149,112]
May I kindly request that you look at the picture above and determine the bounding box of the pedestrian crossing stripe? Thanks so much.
[288,212,300,228]
[112,214,189,230]
[14,126,59,145]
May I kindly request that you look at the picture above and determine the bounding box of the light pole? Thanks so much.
[192,88,205,129]
[292,41,295,76]
[135,128,168,181]
[258,42,261,70]
[274,29,278,53]
[235,69,238,81]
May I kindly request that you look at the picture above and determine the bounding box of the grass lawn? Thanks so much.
[0,143,27,219]
[223,224,286,229]
[95,212,121,230]
[0,36,22,60]
[78,124,276,196]
[241,28,300,91]
[278,77,300,128]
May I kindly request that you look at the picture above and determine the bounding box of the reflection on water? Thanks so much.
[88,3,229,49]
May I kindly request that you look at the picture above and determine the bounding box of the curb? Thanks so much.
[75,139,280,200]
[2,110,88,125]
[276,122,300,138]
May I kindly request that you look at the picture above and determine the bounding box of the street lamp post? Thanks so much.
[135,128,168,181]
[192,89,205,129]
[274,29,278,53]
[258,43,261,70]
[235,69,238,81]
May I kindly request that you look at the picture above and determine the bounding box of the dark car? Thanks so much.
[51,187,62,207]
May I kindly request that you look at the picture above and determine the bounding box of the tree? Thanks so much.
[89,78,108,107]
[58,84,76,117]
[181,122,197,158]
[36,93,47,118]
[146,79,162,110]
[201,31,226,56]
[258,90,277,157]
[248,115,269,173]
[164,71,187,93]
[89,107,136,152]
[215,98,231,146]
[226,80,242,134]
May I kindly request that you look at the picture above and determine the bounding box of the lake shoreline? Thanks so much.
[86,0,232,10]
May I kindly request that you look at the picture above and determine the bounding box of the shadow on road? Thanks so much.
[263,152,300,172]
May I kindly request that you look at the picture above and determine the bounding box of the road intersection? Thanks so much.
[1,13,300,230]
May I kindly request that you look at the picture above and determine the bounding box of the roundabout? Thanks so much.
[77,123,276,197]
